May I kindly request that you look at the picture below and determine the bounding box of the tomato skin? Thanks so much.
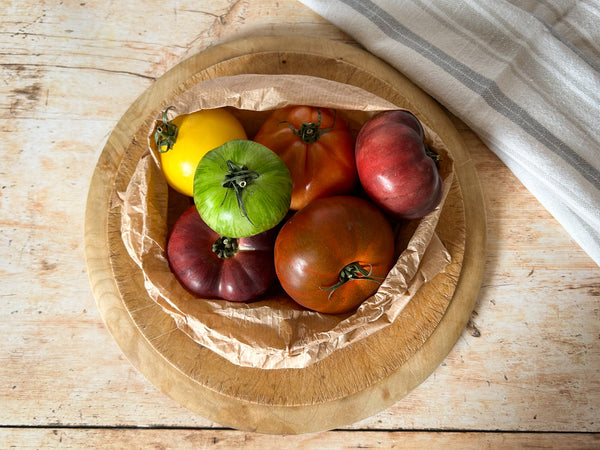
[274,196,395,314]
[167,205,277,302]
[158,108,247,197]
[254,106,357,210]
[355,110,442,220]
[193,139,292,238]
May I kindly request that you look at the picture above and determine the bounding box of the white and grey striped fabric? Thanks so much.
[300,0,600,266]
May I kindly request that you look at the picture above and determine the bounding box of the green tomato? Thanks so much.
[193,139,292,238]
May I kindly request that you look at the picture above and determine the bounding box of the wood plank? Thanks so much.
[1,429,598,449]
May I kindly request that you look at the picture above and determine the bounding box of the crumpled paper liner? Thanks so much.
[116,74,454,370]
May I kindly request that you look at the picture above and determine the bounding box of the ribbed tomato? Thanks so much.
[274,196,395,314]
[355,110,442,219]
[193,139,292,239]
[167,205,277,302]
[253,106,357,210]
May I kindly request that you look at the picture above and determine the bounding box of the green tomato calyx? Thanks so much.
[220,160,260,227]
[212,236,239,259]
[320,262,384,300]
[425,145,441,167]
[154,106,178,153]
[281,108,336,144]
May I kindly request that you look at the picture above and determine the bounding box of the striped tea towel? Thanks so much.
[299,0,600,267]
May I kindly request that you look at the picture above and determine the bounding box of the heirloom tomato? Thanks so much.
[253,106,357,210]
[154,107,247,197]
[193,139,292,238]
[167,205,277,302]
[274,196,396,314]
[355,110,442,220]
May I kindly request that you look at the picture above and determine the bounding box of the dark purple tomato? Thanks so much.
[166,205,277,302]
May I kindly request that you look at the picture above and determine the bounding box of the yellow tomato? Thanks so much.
[155,107,247,197]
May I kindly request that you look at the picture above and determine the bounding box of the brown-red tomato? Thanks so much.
[274,196,396,314]
[253,106,357,211]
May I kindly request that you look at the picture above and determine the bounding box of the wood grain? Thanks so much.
[1,0,598,445]
[2,428,599,449]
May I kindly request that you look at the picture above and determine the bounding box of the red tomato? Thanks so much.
[253,106,357,210]
[355,110,442,219]
[274,196,395,314]
[167,205,277,302]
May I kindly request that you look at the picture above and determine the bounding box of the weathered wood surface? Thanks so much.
[1,0,598,446]
[2,429,599,449]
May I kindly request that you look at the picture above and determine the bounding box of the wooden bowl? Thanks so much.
[84,36,486,434]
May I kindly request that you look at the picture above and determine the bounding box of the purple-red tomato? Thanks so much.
[355,110,443,220]
[166,205,277,302]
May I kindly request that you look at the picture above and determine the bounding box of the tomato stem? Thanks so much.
[212,236,239,259]
[279,108,336,144]
[220,160,260,227]
[154,106,178,153]
[320,262,384,300]
[425,145,441,167]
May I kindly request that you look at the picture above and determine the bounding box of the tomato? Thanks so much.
[154,107,247,197]
[193,139,292,238]
[167,205,277,302]
[274,196,395,314]
[355,110,442,219]
[253,106,357,210]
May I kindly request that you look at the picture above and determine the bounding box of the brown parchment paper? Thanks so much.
[117,74,454,370]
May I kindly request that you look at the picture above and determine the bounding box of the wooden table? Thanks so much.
[1,1,598,447]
